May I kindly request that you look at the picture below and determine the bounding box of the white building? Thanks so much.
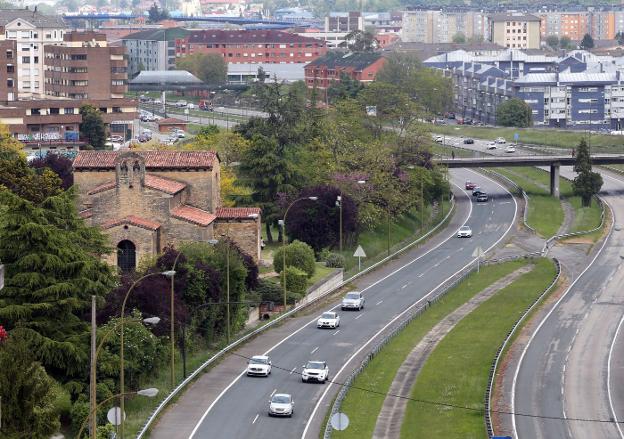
[1,9,67,98]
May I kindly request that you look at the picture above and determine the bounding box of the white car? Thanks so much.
[317,311,340,329]
[457,225,473,238]
[486,141,497,150]
[175,100,188,108]
[247,355,272,377]
[434,135,444,143]
[302,360,329,383]
[505,145,516,153]
[268,393,294,417]
[495,137,506,144]
[341,291,365,311]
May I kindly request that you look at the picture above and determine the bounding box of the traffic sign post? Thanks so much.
[353,245,367,271]
[514,132,519,145]
[472,246,485,272]
[330,412,350,431]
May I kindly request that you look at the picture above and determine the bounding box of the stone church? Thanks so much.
[73,150,261,270]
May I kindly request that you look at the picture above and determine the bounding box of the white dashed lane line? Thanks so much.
[354,315,363,320]
[376,300,383,306]
[252,414,259,424]
[310,346,319,355]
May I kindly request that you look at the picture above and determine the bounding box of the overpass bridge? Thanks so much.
[435,154,624,197]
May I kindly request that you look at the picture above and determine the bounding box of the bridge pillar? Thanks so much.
[550,163,560,198]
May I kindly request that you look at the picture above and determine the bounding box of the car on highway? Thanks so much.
[434,135,444,143]
[317,311,340,329]
[486,141,497,150]
[465,181,477,190]
[476,192,489,202]
[463,138,475,144]
[472,187,484,196]
[495,137,506,144]
[457,225,473,238]
[175,100,188,108]
[246,355,272,377]
[301,360,329,383]
[170,129,186,138]
[341,291,365,311]
[505,145,516,153]
[268,393,294,417]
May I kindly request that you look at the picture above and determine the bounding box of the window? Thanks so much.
[6,50,12,59]
[6,79,12,88]
[22,56,29,63]
[21,46,29,51]
[31,108,41,115]
[117,240,136,272]
[33,56,38,64]
[112,106,122,113]
[6,65,13,73]
[64,107,74,114]
[70,54,87,61]
[49,107,59,115]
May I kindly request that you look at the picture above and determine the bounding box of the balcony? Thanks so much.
[24,113,82,125]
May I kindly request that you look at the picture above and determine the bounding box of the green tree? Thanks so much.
[0,189,115,376]
[79,105,106,150]
[147,3,169,22]
[273,240,316,277]
[545,34,559,49]
[496,98,533,127]
[0,331,61,439]
[560,36,573,49]
[580,33,594,49]
[617,32,624,45]
[452,32,466,43]
[176,53,227,85]
[343,29,379,52]
[327,72,364,104]
[573,138,603,207]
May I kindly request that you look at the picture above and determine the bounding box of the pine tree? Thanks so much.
[0,189,115,377]
[573,138,603,207]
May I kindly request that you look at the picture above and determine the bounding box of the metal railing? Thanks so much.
[135,196,456,438]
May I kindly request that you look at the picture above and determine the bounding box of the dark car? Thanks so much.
[476,193,489,202]
[463,138,475,144]
[472,187,484,197]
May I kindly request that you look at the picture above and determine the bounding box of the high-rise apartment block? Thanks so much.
[487,14,541,49]
[401,10,487,43]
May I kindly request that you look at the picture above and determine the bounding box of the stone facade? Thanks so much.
[74,150,261,270]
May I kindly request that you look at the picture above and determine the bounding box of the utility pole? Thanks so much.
[90,295,97,439]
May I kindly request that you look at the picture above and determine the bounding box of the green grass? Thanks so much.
[331,260,529,439]
[308,263,337,286]
[401,258,556,438]
[431,125,624,153]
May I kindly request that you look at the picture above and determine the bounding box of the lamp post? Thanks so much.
[119,271,173,439]
[77,388,159,439]
[278,197,318,310]
[167,251,184,390]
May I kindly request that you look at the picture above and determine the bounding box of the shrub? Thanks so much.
[324,253,345,268]
[273,240,316,277]
[253,278,283,303]
[282,266,308,298]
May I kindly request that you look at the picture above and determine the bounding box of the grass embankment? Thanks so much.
[431,125,624,153]
[401,258,556,438]
[331,260,529,439]
[494,167,602,238]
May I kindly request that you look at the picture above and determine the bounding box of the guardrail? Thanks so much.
[135,196,456,438]
[484,257,561,438]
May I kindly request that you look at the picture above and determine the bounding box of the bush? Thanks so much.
[282,266,308,298]
[273,240,316,277]
[70,400,89,435]
[253,278,283,303]
[324,253,345,268]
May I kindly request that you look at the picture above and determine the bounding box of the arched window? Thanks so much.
[117,240,136,272]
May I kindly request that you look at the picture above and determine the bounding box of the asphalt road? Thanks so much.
[188,168,517,439]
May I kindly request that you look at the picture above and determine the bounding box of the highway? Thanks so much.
[443,132,624,438]
[187,168,517,439]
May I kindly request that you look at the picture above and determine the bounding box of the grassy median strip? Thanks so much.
[331,260,527,439]
[400,258,556,438]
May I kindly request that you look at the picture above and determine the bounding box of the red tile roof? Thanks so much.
[79,209,93,219]
[216,207,261,220]
[101,215,161,231]
[74,151,217,170]
[87,181,116,195]
[171,205,216,226]
[157,117,188,125]
[144,174,187,194]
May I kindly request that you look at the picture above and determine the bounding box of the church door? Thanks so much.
[117,240,136,272]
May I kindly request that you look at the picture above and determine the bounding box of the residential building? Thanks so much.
[0,35,18,102]
[122,28,189,77]
[176,30,327,64]
[304,51,386,89]
[487,13,541,49]
[0,8,67,98]
[401,10,487,44]
[325,12,363,33]
[73,150,262,269]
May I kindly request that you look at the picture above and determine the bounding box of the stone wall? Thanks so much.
[157,169,217,211]
[103,223,160,268]
[74,170,116,210]
[214,218,261,261]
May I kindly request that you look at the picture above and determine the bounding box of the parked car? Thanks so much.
[268,394,294,417]
[317,311,340,329]
[463,138,475,144]
[457,225,473,238]
[465,181,477,190]
[342,291,365,310]
[486,141,497,150]
[175,100,188,108]
[505,145,516,153]
[187,103,197,110]
[107,135,123,143]
[302,361,329,383]
[246,355,272,377]
[476,193,489,202]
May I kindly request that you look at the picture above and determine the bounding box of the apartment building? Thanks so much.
[401,10,487,44]
[325,12,363,33]
[0,35,18,102]
[0,8,67,98]
[488,14,541,49]
[122,28,189,77]
[176,30,327,64]
[304,51,386,89]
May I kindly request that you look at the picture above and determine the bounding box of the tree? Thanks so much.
[0,331,61,439]
[79,105,106,150]
[560,36,573,50]
[580,33,594,50]
[147,3,169,23]
[273,240,316,277]
[327,72,364,104]
[343,29,379,52]
[545,34,559,49]
[617,32,624,46]
[452,32,466,44]
[573,138,603,207]
[29,153,74,190]
[0,189,115,376]
[496,98,533,128]
[176,53,227,85]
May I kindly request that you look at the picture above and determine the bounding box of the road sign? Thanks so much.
[330,412,350,431]
[353,245,367,271]
[514,132,519,141]
[472,246,485,272]
[107,407,126,426]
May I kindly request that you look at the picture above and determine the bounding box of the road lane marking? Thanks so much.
[310,346,319,355]
[332,330,341,336]
[270,389,276,397]
[354,315,363,320]
[290,367,296,375]
[376,300,383,305]
[252,414,259,424]
[608,312,624,438]
[401,283,409,289]
[417,273,424,277]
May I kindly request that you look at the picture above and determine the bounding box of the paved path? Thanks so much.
[372,264,534,439]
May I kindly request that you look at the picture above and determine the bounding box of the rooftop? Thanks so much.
[102,215,161,231]
[0,8,66,28]
[488,13,541,22]
[216,207,261,219]
[74,151,217,170]
[186,29,324,45]
[144,174,187,194]
[129,70,203,86]
[171,205,216,226]
[122,27,189,42]
[305,51,384,70]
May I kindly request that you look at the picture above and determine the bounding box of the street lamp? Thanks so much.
[279,197,318,310]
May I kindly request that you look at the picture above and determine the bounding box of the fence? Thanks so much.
[135,196,456,438]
